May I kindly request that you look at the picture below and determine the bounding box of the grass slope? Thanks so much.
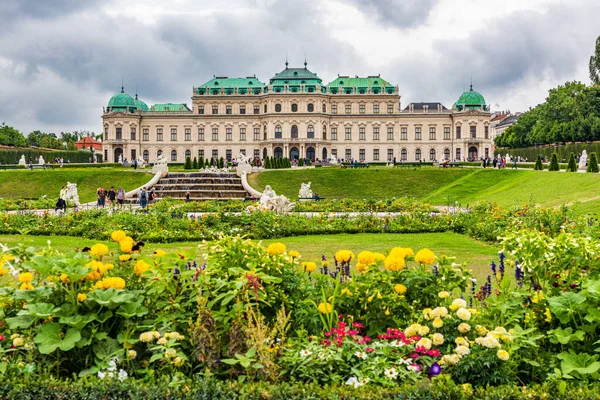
[248,167,473,199]
[0,232,498,281]
[0,169,153,202]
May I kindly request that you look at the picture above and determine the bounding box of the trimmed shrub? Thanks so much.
[567,152,577,172]
[549,153,559,171]
[192,157,198,169]
[184,156,192,170]
[198,156,204,169]
[534,156,543,171]
[298,158,304,167]
[588,152,599,173]
[0,148,101,164]
[218,157,224,169]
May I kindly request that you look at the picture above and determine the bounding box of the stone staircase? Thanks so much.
[150,172,249,201]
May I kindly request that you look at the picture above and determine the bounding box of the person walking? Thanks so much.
[107,186,116,208]
[139,187,148,209]
[185,191,191,203]
[116,186,125,209]
[512,158,517,169]
[55,185,67,213]
[97,187,106,208]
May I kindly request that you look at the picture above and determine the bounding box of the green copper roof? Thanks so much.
[327,76,392,88]
[134,95,149,111]
[108,88,135,109]
[454,85,487,110]
[198,76,265,95]
[270,63,322,84]
[150,103,192,112]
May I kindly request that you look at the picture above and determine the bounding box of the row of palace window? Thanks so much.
[106,125,489,142]
[140,148,259,163]
[197,102,396,115]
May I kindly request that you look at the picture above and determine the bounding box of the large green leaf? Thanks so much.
[22,303,60,319]
[547,292,587,324]
[87,289,135,307]
[60,313,98,330]
[550,327,586,345]
[557,351,600,377]
[34,323,81,354]
[116,301,149,318]
[6,315,36,329]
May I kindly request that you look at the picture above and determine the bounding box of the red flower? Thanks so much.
[321,339,331,346]
[366,347,375,353]
[352,322,363,329]
[427,349,441,357]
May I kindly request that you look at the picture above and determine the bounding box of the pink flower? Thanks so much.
[415,346,427,354]
[338,321,347,329]
[366,347,375,353]
[324,331,332,337]
[321,339,331,346]
[352,322,363,329]
[347,329,358,336]
[0,335,4,341]
[427,349,441,357]
[410,353,420,359]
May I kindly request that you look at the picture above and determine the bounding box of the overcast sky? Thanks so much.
[0,0,597,134]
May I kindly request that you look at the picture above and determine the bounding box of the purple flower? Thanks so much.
[491,261,497,275]
[432,265,439,276]
[429,363,441,376]
[515,261,524,288]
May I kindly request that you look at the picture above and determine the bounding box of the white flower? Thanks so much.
[346,377,361,388]
[456,307,472,321]
[107,359,118,372]
[97,371,106,380]
[354,351,367,360]
[398,358,412,366]
[117,369,128,382]
[384,367,398,379]
[407,364,420,373]
[455,345,470,356]
[458,323,471,333]
[390,340,405,347]
[300,349,312,358]
[107,371,115,379]
[450,298,467,311]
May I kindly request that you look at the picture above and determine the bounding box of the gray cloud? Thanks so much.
[350,0,438,28]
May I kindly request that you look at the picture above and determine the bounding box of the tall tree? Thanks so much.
[591,35,600,85]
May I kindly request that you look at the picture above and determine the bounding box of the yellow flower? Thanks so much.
[341,288,353,296]
[335,250,354,263]
[385,254,405,272]
[153,250,167,258]
[99,263,113,274]
[458,323,471,333]
[94,277,126,290]
[317,302,333,314]
[90,243,109,257]
[13,337,24,347]
[438,291,450,299]
[157,337,168,345]
[119,237,135,253]
[20,282,34,291]
[432,317,444,328]
[456,308,472,321]
[497,349,509,361]
[544,308,552,323]
[356,263,370,273]
[302,262,317,273]
[289,250,300,259]
[450,298,467,311]
[357,251,375,266]
[476,325,488,336]
[111,230,127,242]
[532,291,544,304]
[404,324,421,337]
[373,252,386,262]
[423,308,432,320]
[267,242,286,255]
[0,267,7,277]
[119,254,131,261]
[173,356,185,367]
[128,350,137,359]
[415,248,435,265]
[416,337,432,349]
[389,247,413,259]
[134,260,151,276]
[18,272,33,283]
[59,274,70,284]
[432,333,444,345]
[84,260,104,281]
[77,293,87,302]
[139,332,155,342]
[164,348,177,359]
[168,332,184,341]
[418,325,430,336]
[394,284,407,295]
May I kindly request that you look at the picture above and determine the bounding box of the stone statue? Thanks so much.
[267,195,296,214]
[65,182,81,207]
[299,182,313,199]
[38,155,45,165]
[330,154,338,164]
[118,155,124,164]
[18,155,26,166]
[136,157,147,169]
[235,153,252,176]
[260,185,277,207]
[247,184,296,215]
[154,154,168,166]
[579,150,588,170]
[505,153,511,162]
[200,165,229,174]
[152,153,169,174]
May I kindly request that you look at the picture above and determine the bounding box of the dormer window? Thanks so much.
[293,71,298,76]
[374,80,378,84]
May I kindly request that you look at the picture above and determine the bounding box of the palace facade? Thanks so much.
[101,62,492,164]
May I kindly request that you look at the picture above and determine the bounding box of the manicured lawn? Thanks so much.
[248,167,473,199]
[0,169,153,202]
[0,232,498,281]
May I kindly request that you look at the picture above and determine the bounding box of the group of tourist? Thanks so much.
[96,187,126,208]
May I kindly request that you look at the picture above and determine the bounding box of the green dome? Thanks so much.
[108,88,135,110]
[134,95,149,111]
[454,85,487,110]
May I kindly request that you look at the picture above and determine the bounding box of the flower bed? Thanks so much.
[0,230,599,389]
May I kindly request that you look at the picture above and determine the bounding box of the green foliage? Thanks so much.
[590,35,600,85]
[535,156,544,170]
[192,157,198,169]
[549,153,560,171]
[198,156,204,169]
[567,153,577,172]
[587,152,599,173]
[218,157,225,169]
[298,158,304,167]
[184,157,192,170]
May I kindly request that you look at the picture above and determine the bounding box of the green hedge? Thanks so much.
[0,379,596,400]
[0,148,101,164]
[496,143,600,162]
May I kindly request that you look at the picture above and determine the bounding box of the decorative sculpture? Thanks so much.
[38,155,45,165]
[65,182,81,207]
[579,150,588,170]
[298,182,313,199]
[246,184,295,214]
[18,155,26,166]
[152,154,169,174]
[136,157,147,169]
[200,165,229,174]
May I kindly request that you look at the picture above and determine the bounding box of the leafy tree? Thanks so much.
[587,152,599,173]
[534,156,543,171]
[590,35,600,85]
[567,152,577,172]
[184,156,192,170]
[549,153,559,171]
[0,123,27,147]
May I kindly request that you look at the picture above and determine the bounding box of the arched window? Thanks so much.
[274,147,283,158]
[307,103,314,112]
[307,125,314,139]
[275,125,282,139]
[401,149,407,161]
[444,148,450,160]
[429,149,436,161]
[322,103,326,113]
[171,150,177,162]
[415,149,421,161]
[322,125,327,139]
[275,104,282,112]
[291,103,298,112]
[291,125,298,139]
[143,150,149,162]
[185,150,191,159]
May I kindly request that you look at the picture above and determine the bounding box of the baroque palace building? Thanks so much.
[102,62,492,164]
